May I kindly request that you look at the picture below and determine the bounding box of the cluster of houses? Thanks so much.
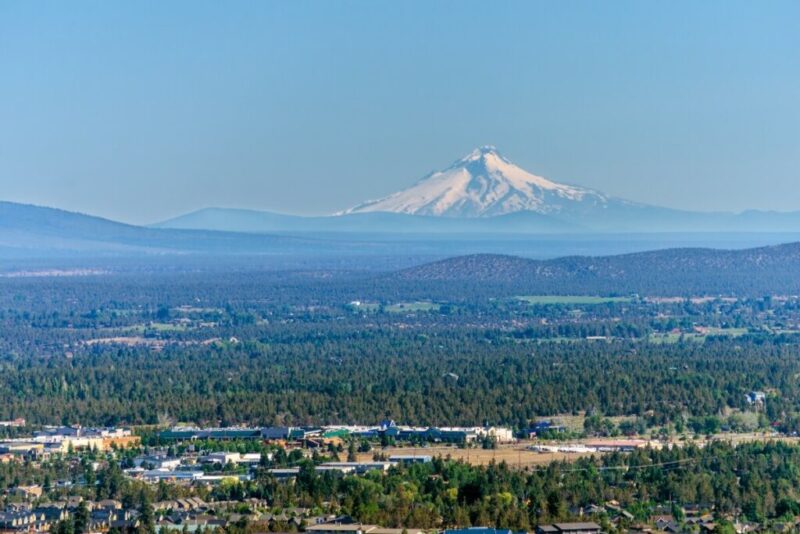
[0,489,601,534]
[0,494,770,534]
[160,421,516,445]
[0,426,139,462]
[0,498,137,532]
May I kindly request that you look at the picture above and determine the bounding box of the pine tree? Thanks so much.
[74,500,90,534]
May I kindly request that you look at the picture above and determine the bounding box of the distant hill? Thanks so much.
[0,201,333,258]
[157,147,800,234]
[393,243,800,296]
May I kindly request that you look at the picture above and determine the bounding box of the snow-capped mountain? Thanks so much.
[342,145,627,218]
[156,146,800,234]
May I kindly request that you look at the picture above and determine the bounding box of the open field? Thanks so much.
[357,431,800,470]
[358,443,598,468]
[649,327,749,344]
[517,295,633,305]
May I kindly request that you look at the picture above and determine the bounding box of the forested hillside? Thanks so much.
[394,243,800,296]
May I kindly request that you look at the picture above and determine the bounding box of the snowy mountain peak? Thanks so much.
[342,147,614,218]
[462,145,502,161]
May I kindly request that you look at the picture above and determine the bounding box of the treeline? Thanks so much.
[0,333,796,427]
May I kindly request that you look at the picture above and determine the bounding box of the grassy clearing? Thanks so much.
[649,327,749,344]
[349,301,442,313]
[357,445,595,469]
[517,295,633,305]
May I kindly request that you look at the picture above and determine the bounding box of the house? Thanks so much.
[652,515,680,532]
[370,529,426,534]
[33,504,69,523]
[0,510,46,531]
[154,498,207,512]
[527,421,567,437]
[95,499,123,510]
[536,523,602,534]
[579,504,606,517]
[0,443,45,461]
[745,391,766,405]
[306,525,425,534]
[90,508,132,531]
[445,529,517,534]
[305,524,379,534]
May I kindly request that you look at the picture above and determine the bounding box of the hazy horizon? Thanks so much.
[2,1,798,224]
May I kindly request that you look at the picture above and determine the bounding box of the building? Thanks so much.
[269,468,300,479]
[536,523,602,534]
[583,439,649,453]
[159,425,320,442]
[133,454,182,470]
[306,525,425,534]
[200,452,264,465]
[745,391,767,408]
[160,427,263,441]
[388,455,432,465]
[131,470,204,483]
[30,426,137,452]
[0,419,25,428]
[445,529,517,534]
[317,462,393,474]
[0,510,49,532]
[527,421,567,437]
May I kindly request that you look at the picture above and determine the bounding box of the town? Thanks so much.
[0,419,785,534]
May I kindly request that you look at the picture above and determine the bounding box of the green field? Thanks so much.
[349,301,442,313]
[517,295,633,305]
[649,327,749,344]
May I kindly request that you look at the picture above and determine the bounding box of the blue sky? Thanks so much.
[1,1,798,224]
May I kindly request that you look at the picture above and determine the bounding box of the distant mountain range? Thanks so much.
[158,146,800,234]
[393,242,800,296]
[0,201,330,258]
[6,200,800,262]
[3,200,800,295]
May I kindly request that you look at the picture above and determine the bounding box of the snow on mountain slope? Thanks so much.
[342,146,620,218]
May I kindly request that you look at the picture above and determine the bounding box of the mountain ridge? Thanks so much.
[0,200,334,258]
[392,242,800,296]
